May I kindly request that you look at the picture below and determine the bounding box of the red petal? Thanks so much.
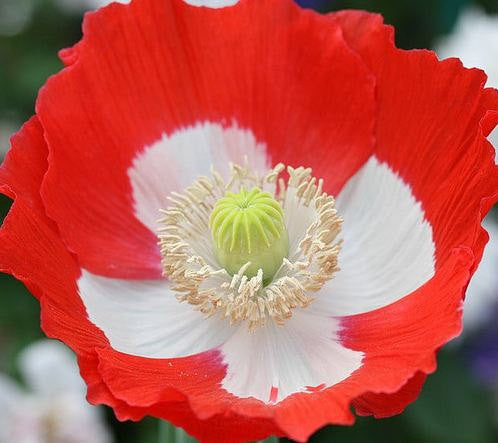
[0,117,77,297]
[0,118,53,225]
[328,9,498,420]
[352,371,427,418]
[0,117,101,351]
[331,10,498,264]
[36,0,375,279]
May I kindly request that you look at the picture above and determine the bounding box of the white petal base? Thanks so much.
[221,307,363,403]
[78,270,363,403]
[322,156,436,316]
[78,271,232,358]
[129,121,269,233]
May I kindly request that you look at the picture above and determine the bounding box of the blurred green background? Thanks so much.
[1,0,497,442]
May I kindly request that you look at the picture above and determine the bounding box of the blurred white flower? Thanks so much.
[436,7,498,157]
[0,340,112,443]
[55,0,240,12]
[463,219,498,331]
[54,0,130,13]
[0,0,35,36]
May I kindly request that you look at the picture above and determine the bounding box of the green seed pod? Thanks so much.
[209,187,289,285]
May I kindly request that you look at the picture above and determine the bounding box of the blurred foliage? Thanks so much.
[1,0,498,442]
[328,0,469,49]
[479,0,498,14]
[0,1,82,123]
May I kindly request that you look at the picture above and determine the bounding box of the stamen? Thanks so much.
[158,162,342,331]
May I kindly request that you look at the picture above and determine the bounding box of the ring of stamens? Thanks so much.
[158,161,343,331]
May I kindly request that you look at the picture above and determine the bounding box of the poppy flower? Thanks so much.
[1,0,497,442]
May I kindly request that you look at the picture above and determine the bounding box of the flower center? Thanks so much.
[210,187,289,285]
[158,162,343,331]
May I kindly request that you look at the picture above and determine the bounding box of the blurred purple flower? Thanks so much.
[295,0,331,10]
[0,340,112,443]
[467,304,498,385]
[463,220,498,332]
[464,219,498,386]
